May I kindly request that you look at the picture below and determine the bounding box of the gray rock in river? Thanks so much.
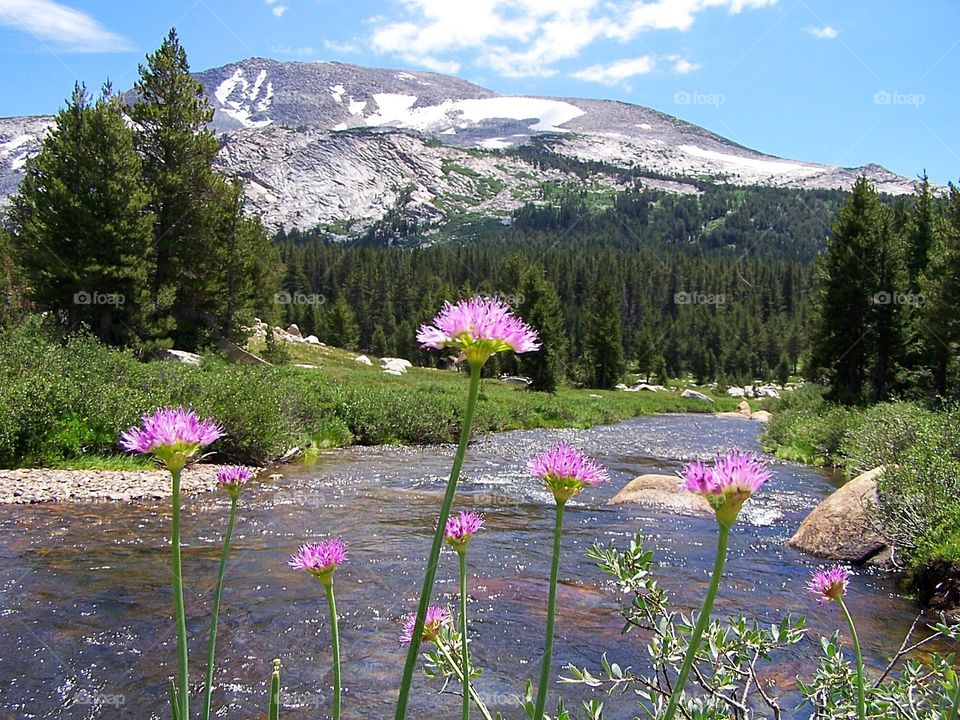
[608,473,711,516]
[788,467,889,564]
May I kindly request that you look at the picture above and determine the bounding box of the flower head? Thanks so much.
[288,538,347,586]
[120,406,224,472]
[399,605,452,646]
[444,510,485,554]
[417,296,540,368]
[528,443,609,503]
[217,465,251,500]
[680,451,771,526]
[807,566,850,605]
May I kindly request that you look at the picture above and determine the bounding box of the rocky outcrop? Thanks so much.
[681,389,714,403]
[788,467,888,563]
[608,474,711,516]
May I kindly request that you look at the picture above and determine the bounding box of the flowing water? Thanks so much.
[0,414,942,719]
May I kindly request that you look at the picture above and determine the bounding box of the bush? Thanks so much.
[763,385,860,465]
[839,402,945,476]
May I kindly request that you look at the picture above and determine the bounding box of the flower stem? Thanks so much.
[663,521,731,720]
[395,363,483,720]
[436,639,495,720]
[459,551,470,720]
[201,496,237,720]
[950,676,960,720]
[326,582,342,720]
[533,500,566,720]
[837,596,866,720]
[170,468,189,720]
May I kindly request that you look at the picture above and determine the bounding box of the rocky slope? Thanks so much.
[0,57,920,232]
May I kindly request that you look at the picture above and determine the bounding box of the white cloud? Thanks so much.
[272,5,287,17]
[807,25,838,39]
[572,55,656,84]
[0,0,134,52]
[668,55,700,74]
[368,0,776,78]
[323,39,361,54]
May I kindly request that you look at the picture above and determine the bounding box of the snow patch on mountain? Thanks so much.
[214,67,274,128]
[678,145,807,175]
[330,84,345,103]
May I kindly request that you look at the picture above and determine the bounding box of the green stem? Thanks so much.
[837,596,866,720]
[326,582,342,720]
[395,363,483,720]
[436,640,495,720]
[950,673,960,720]
[201,496,238,720]
[171,468,189,720]
[268,659,281,720]
[533,500,566,720]
[459,551,470,720]
[663,522,731,720]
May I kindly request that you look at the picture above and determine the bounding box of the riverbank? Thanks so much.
[0,465,263,504]
[761,386,960,608]
[0,319,747,470]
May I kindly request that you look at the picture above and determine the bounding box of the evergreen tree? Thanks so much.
[131,28,279,348]
[325,296,360,349]
[0,226,23,328]
[10,83,154,346]
[584,279,626,388]
[809,177,887,402]
[920,183,960,397]
[517,266,566,392]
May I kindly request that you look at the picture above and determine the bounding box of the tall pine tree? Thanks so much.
[517,265,567,392]
[10,83,154,346]
[584,279,626,389]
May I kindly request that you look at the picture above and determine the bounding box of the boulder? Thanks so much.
[716,411,750,420]
[632,383,666,392]
[615,383,629,390]
[380,357,413,370]
[681,389,714,403]
[286,323,302,337]
[788,467,888,563]
[354,355,373,366]
[737,400,752,417]
[163,349,202,366]
[383,358,410,374]
[383,368,404,376]
[751,410,772,422]
[727,386,746,397]
[304,335,321,345]
[500,375,531,387]
[757,385,781,398]
[609,474,711,516]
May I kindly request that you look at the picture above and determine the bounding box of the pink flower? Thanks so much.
[807,566,850,605]
[680,451,771,525]
[417,296,540,367]
[217,466,251,499]
[528,443,609,503]
[289,539,347,585]
[444,510,485,553]
[399,605,452,646]
[120,406,224,471]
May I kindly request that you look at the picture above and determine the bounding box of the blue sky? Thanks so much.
[0,0,958,183]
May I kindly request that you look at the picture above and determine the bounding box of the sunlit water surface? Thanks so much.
[0,415,938,718]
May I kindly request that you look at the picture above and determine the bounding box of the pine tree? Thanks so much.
[517,266,566,392]
[325,296,360,349]
[809,177,888,402]
[131,28,279,348]
[584,279,626,389]
[920,183,960,397]
[0,226,23,328]
[10,83,154,347]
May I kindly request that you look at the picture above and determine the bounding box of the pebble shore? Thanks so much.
[0,465,259,504]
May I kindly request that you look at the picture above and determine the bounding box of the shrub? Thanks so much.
[839,402,943,476]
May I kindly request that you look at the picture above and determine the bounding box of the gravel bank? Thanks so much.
[0,465,262,504]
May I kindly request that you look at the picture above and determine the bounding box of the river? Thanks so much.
[0,414,933,718]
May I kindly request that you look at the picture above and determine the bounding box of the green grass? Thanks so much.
[39,454,157,471]
[0,319,742,470]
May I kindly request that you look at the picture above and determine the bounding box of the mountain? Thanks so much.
[0,58,919,233]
